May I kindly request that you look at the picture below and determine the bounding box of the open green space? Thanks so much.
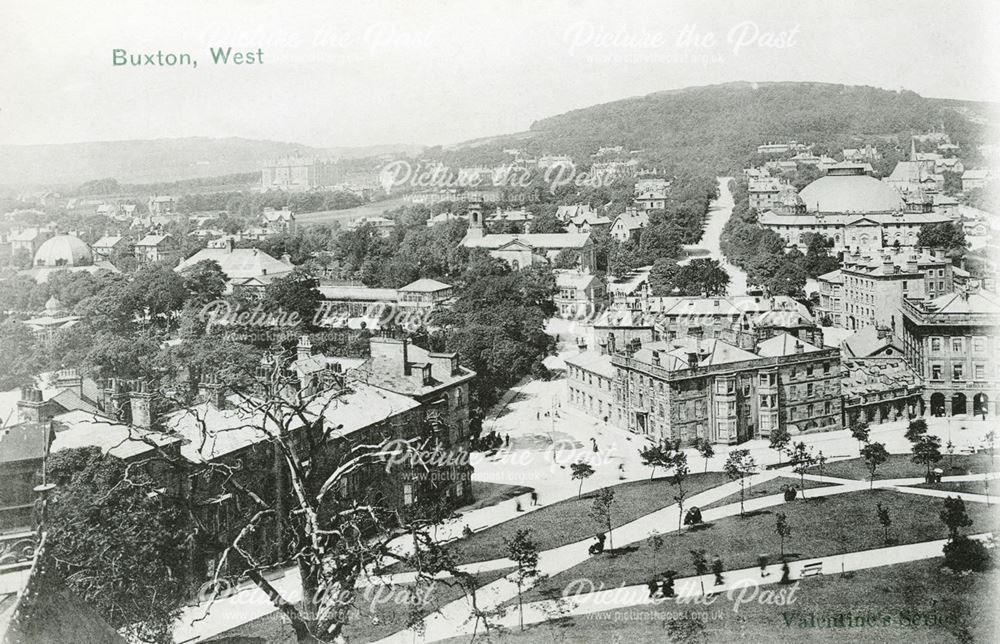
[701,475,833,510]
[438,559,998,644]
[444,472,731,565]
[807,453,994,481]
[347,567,515,643]
[521,489,999,603]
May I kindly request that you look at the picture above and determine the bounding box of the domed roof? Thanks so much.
[799,174,904,214]
[776,185,805,207]
[33,234,93,267]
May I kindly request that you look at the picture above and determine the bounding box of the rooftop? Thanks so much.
[564,350,615,379]
[175,247,294,281]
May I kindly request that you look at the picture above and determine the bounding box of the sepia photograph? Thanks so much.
[0,1,998,642]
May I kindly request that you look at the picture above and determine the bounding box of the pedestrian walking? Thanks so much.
[505,434,510,448]
[647,580,659,598]
[530,491,539,506]
[661,574,675,598]
[758,554,770,577]
[779,559,790,585]
[711,555,724,586]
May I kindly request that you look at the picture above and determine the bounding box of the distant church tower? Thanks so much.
[467,201,484,238]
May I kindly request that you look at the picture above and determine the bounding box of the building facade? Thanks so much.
[609,333,842,445]
[900,290,1000,418]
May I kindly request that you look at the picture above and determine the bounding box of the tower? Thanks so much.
[467,201,484,239]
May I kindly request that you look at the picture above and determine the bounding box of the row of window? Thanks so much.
[929,363,993,381]
[930,336,989,353]
[568,366,613,390]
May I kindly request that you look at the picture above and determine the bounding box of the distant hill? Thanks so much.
[434,81,997,173]
[0,137,425,188]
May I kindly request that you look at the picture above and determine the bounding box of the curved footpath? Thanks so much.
[374,470,999,644]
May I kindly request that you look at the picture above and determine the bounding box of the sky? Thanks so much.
[1,0,998,148]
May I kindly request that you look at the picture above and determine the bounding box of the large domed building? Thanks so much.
[758,164,951,253]
[798,167,905,214]
[19,233,119,283]
[32,234,94,267]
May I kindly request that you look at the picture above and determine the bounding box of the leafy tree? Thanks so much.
[570,461,595,499]
[126,263,187,329]
[504,529,541,631]
[942,536,992,573]
[917,221,966,255]
[849,419,870,451]
[904,418,928,444]
[690,549,708,595]
[648,259,682,296]
[912,434,943,480]
[876,502,892,545]
[774,512,791,557]
[639,443,670,479]
[667,446,691,534]
[723,449,758,516]
[0,319,42,390]
[45,447,188,643]
[769,426,791,464]
[787,442,817,498]
[695,438,715,473]
[940,496,973,541]
[590,487,616,550]
[647,530,664,576]
[860,441,889,490]
[179,259,228,306]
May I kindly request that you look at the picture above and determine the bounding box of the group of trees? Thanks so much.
[429,254,557,414]
[720,178,841,297]
[648,258,730,297]
[431,83,987,178]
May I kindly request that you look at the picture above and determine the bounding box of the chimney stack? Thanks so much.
[794,341,804,354]
[17,387,49,423]
[297,335,313,362]
[198,374,226,409]
[129,380,153,430]
[103,379,130,421]
[55,368,83,398]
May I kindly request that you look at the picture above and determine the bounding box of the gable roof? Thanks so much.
[0,422,53,464]
[462,233,591,250]
[841,326,901,358]
[756,333,822,357]
[399,278,452,293]
[175,248,294,281]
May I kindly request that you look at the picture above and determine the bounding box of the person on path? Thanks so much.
[530,491,539,506]
[712,555,724,586]
[661,574,675,598]
[505,434,510,448]
[647,580,659,598]
[779,559,791,585]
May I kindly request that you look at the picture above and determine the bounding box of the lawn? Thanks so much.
[219,567,515,643]
[443,472,731,565]
[346,567,515,643]
[807,453,995,481]
[701,475,834,510]
[436,559,999,644]
[521,489,1000,603]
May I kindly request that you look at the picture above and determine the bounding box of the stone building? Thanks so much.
[608,332,842,445]
[900,289,1000,418]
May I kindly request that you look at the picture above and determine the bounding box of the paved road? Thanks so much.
[679,176,749,295]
